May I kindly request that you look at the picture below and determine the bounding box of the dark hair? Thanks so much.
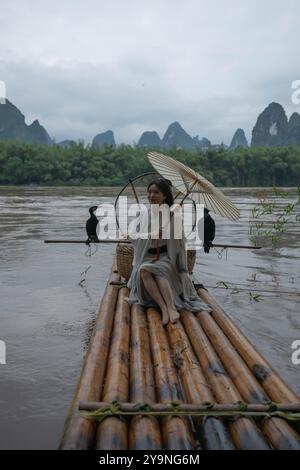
[147,178,174,207]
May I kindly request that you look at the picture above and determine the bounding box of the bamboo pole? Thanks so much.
[44,240,260,249]
[79,402,300,413]
[211,244,261,249]
[195,307,300,449]
[166,321,236,450]
[95,287,130,450]
[44,239,130,244]
[129,304,162,450]
[181,310,276,449]
[59,261,120,449]
[147,308,196,450]
[197,288,299,403]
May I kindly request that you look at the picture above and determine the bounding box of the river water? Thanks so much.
[0,186,299,449]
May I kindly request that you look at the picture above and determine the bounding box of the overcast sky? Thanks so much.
[1,0,300,145]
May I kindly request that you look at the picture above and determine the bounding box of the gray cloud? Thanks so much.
[1,0,300,144]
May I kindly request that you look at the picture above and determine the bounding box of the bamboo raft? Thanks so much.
[59,258,300,450]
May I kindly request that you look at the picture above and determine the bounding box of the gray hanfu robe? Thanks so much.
[127,205,211,313]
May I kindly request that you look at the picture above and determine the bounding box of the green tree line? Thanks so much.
[0,141,299,186]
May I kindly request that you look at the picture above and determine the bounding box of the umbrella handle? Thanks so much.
[179,179,197,205]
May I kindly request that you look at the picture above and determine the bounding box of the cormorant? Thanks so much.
[204,208,215,253]
[86,206,99,244]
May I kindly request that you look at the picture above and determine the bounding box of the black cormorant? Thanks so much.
[204,208,215,253]
[86,206,99,244]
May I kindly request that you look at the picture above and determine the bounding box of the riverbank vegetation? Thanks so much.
[0,141,299,187]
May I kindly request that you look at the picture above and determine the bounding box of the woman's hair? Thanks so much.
[147,178,174,207]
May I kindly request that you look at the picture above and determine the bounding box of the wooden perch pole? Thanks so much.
[44,240,261,249]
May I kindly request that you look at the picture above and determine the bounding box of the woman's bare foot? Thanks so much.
[168,308,180,324]
[162,309,169,326]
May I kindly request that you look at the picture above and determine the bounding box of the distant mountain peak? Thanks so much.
[0,99,51,145]
[31,119,40,125]
[137,131,161,148]
[230,128,248,149]
[251,102,288,147]
[287,111,300,145]
[161,121,195,149]
[57,139,76,148]
[289,112,300,127]
[92,130,116,148]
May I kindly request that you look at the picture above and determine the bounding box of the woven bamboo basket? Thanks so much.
[116,243,196,281]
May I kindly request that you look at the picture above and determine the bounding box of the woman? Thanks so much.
[127,178,211,325]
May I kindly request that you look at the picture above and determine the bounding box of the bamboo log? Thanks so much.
[200,287,300,443]
[129,304,162,450]
[147,308,196,450]
[167,321,235,450]
[198,286,300,443]
[59,262,120,449]
[195,307,300,449]
[197,288,299,403]
[95,287,130,449]
[181,310,275,449]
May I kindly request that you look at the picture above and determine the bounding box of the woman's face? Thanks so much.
[147,184,165,205]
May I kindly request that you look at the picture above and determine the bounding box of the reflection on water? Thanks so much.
[0,186,299,449]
